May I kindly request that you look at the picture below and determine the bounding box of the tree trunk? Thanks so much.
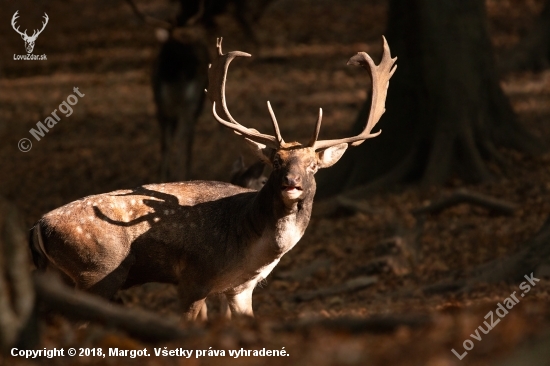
[317,0,544,197]
[0,198,35,352]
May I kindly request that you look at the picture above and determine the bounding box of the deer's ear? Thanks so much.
[231,156,245,174]
[316,143,348,169]
[244,139,275,165]
[244,161,265,179]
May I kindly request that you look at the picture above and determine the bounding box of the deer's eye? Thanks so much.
[272,158,281,169]
[308,162,318,172]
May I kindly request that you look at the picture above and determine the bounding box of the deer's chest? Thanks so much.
[242,216,305,280]
[251,214,305,265]
[216,215,306,293]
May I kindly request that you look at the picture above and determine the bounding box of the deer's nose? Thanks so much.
[283,175,301,187]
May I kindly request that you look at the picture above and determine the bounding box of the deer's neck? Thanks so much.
[246,176,314,257]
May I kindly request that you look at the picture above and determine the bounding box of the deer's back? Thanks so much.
[39,182,257,286]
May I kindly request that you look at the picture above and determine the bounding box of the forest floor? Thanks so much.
[1,0,550,365]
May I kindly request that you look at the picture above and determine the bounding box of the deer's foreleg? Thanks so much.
[225,281,255,317]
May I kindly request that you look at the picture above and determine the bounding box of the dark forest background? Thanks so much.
[1,0,550,365]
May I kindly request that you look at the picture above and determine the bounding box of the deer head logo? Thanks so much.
[11,11,49,54]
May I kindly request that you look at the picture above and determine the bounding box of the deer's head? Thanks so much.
[247,142,346,205]
[206,38,396,204]
[11,11,49,54]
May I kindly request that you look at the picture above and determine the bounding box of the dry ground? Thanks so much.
[1,0,550,365]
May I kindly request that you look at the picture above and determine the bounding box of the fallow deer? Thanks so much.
[29,38,396,321]
[126,0,209,182]
[153,31,209,182]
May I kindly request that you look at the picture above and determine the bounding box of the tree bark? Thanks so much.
[0,198,35,352]
[317,0,544,197]
[499,0,550,73]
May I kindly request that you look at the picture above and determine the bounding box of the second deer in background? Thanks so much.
[153,31,209,182]
[175,0,275,44]
[126,0,209,182]
[127,0,274,182]
[230,157,267,190]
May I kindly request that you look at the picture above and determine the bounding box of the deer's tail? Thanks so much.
[29,222,48,270]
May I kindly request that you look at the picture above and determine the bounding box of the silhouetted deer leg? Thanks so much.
[219,295,231,319]
[178,280,210,321]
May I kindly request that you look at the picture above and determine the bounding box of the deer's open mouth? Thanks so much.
[282,185,302,192]
[281,185,303,199]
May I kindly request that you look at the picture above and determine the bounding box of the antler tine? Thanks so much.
[308,108,323,147]
[212,102,279,148]
[207,38,280,149]
[313,36,397,151]
[208,38,250,128]
[267,101,284,145]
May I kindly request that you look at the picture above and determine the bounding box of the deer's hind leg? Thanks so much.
[83,255,135,301]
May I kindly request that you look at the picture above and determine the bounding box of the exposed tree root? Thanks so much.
[292,276,378,302]
[34,272,200,343]
[412,189,518,216]
[317,0,545,198]
[419,216,550,296]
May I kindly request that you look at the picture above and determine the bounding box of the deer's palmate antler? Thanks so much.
[206,37,397,151]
